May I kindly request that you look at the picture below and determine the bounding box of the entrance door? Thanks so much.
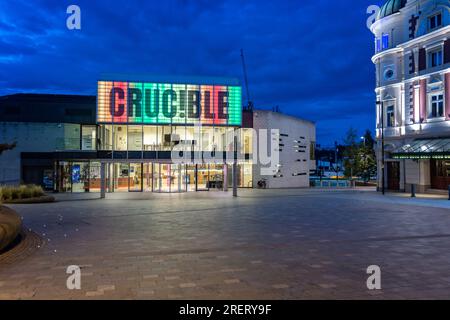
[129,163,143,192]
[113,163,129,192]
[170,164,186,192]
[197,164,210,191]
[387,161,400,191]
[143,163,153,191]
[430,159,450,190]
[160,163,171,192]
[186,164,196,191]
[208,164,224,190]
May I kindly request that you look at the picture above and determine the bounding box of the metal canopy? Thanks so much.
[392,139,450,159]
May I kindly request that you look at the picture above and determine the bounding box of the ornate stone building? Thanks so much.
[371,0,450,192]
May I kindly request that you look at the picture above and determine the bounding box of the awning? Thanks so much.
[391,138,450,159]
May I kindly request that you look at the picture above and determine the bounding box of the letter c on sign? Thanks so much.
[110,87,125,117]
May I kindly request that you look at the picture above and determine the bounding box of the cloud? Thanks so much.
[0,0,382,144]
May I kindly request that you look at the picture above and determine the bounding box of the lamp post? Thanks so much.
[360,136,366,147]
[376,100,385,195]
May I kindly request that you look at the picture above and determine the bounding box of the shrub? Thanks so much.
[0,184,45,203]
[29,185,44,198]
[0,186,12,202]
[19,185,33,199]
[10,187,20,200]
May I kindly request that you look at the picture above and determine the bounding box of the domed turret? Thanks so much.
[377,0,408,20]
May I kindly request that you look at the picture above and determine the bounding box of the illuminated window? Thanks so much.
[81,126,97,151]
[99,125,112,150]
[200,127,214,151]
[113,125,127,151]
[386,105,395,127]
[143,126,158,150]
[62,124,81,150]
[127,125,143,151]
[71,162,89,193]
[429,94,444,118]
[382,34,389,50]
[160,126,172,151]
[375,38,381,53]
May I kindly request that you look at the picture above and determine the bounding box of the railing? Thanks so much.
[311,179,351,188]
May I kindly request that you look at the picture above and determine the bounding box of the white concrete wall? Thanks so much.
[252,110,316,188]
[0,122,80,184]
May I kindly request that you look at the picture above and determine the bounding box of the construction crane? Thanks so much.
[240,49,254,111]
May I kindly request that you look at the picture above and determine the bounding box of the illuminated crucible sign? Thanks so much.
[97,81,242,126]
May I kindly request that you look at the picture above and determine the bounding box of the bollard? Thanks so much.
[411,184,416,198]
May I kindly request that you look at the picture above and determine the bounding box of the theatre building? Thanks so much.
[0,75,316,193]
[371,0,450,192]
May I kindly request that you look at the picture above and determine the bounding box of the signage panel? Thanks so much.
[97,81,242,126]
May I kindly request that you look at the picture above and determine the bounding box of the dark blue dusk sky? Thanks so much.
[0,0,384,146]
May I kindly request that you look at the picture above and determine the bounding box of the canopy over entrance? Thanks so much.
[391,138,450,159]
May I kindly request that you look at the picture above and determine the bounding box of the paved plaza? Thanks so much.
[1,188,450,299]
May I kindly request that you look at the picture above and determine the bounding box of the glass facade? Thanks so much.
[53,79,251,193]
[94,124,243,152]
[55,160,251,193]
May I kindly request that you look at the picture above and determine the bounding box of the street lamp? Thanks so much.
[376,100,385,195]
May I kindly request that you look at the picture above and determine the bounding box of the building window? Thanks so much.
[386,105,395,127]
[428,13,442,31]
[429,49,443,68]
[374,34,390,53]
[81,125,97,150]
[375,38,381,53]
[113,125,127,151]
[434,160,450,177]
[381,33,389,50]
[429,93,444,118]
[143,126,158,150]
[241,128,253,155]
[127,125,143,151]
[99,125,112,150]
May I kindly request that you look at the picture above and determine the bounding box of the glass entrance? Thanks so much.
[129,163,143,192]
[113,163,129,192]
[143,163,153,191]
[186,164,196,191]
[197,164,209,191]
[152,163,187,193]
[208,164,224,190]
[160,164,171,192]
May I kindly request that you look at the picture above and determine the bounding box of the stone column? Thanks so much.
[223,164,228,192]
[100,162,106,199]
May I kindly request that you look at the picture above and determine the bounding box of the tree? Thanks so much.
[0,142,17,156]
[342,128,359,178]
[342,129,377,181]
[357,130,377,182]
